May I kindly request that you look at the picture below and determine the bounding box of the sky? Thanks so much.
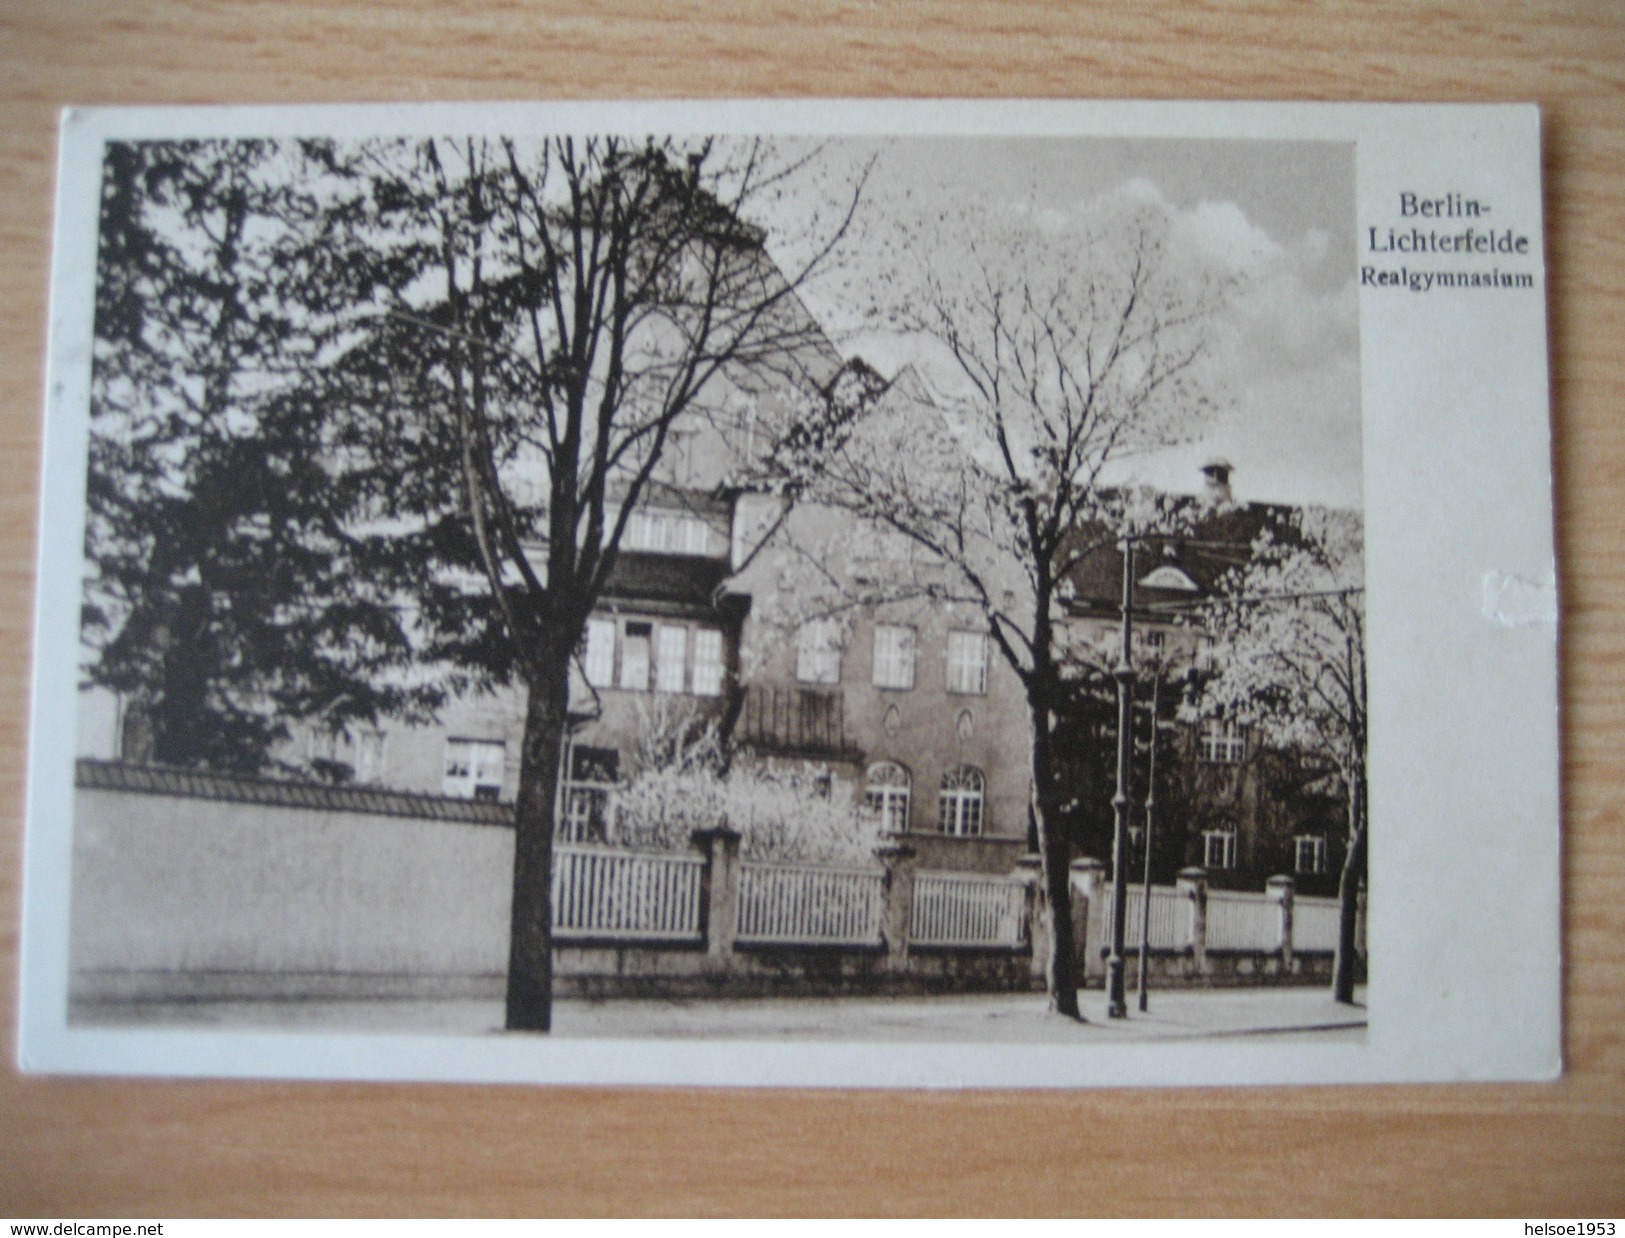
[748,136,1362,511]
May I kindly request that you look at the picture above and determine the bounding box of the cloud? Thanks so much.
[1171,200,1283,274]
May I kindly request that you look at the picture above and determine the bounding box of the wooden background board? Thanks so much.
[2,1,1621,1217]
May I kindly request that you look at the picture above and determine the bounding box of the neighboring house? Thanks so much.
[1054,462,1353,895]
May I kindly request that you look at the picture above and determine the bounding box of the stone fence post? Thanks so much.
[877,842,918,972]
[1177,866,1209,976]
[692,826,741,968]
[1013,854,1047,982]
[1070,857,1107,982]
[1267,874,1296,970]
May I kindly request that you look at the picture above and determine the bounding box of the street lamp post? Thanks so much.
[1106,538,1136,1019]
[1137,671,1161,1013]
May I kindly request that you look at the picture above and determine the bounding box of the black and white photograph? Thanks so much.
[19,101,1557,1088]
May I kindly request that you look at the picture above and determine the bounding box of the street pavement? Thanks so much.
[74,986,1366,1044]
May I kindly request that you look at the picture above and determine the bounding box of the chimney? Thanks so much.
[1200,458,1234,504]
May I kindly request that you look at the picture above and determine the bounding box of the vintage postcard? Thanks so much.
[17,100,1559,1087]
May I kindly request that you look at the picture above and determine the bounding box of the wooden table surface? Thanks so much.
[2,1,1622,1218]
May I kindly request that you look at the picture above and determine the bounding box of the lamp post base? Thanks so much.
[1106,958,1128,1018]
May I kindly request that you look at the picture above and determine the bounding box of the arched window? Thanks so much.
[864,761,911,834]
[938,765,986,836]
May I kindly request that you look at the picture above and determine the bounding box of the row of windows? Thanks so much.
[863,760,987,837]
[1199,828,1330,874]
[551,751,994,841]
[443,736,1322,868]
[621,509,719,556]
[584,618,725,696]
[797,623,989,695]
[416,711,1237,812]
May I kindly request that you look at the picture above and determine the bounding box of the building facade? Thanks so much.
[1053,463,1355,896]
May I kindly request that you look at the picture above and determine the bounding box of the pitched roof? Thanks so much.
[599,550,733,610]
[1062,499,1297,618]
[76,758,514,825]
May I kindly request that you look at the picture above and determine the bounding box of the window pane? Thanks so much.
[444,739,505,800]
[562,746,618,842]
[796,620,841,684]
[620,624,651,691]
[1200,720,1245,763]
[656,626,687,693]
[692,628,724,697]
[938,765,985,835]
[585,618,616,687]
[865,761,911,832]
[1295,835,1326,874]
[640,513,670,551]
[1203,829,1236,869]
[353,729,385,783]
[947,631,987,694]
[873,625,916,689]
[678,517,711,555]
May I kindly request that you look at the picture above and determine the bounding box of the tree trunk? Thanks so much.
[1029,695,1081,1019]
[1332,773,1366,1005]
[504,649,571,1032]
[149,584,212,768]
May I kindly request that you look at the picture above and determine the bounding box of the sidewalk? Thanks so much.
[75,985,1366,1044]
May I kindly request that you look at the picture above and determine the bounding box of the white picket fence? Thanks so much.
[735,861,886,946]
[912,872,1027,947]
[1293,895,1343,952]
[1205,888,1282,952]
[1102,883,1190,950]
[552,844,706,940]
[550,841,1347,958]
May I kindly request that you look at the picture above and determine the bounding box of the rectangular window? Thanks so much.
[938,782,985,836]
[656,625,687,693]
[307,729,340,765]
[620,623,652,691]
[308,727,385,784]
[584,618,616,688]
[946,630,988,695]
[1199,720,1246,764]
[676,517,712,556]
[872,625,916,690]
[444,738,505,802]
[561,745,619,842]
[692,628,724,697]
[796,620,842,685]
[1202,829,1237,870]
[636,512,670,552]
[1295,835,1328,875]
[352,728,386,784]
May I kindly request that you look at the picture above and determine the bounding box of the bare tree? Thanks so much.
[1194,507,1367,1003]
[331,136,862,1031]
[779,201,1232,1016]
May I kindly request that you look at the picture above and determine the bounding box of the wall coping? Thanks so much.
[75,759,514,827]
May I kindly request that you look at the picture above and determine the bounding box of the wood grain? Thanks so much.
[2,0,1622,1217]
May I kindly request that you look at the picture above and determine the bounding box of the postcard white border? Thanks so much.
[17,99,1560,1088]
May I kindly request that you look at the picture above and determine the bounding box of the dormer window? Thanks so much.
[1138,565,1200,592]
